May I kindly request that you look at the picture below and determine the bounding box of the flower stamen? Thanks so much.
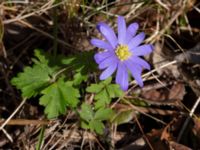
[115,45,132,61]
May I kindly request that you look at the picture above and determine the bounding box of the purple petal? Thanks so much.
[99,56,117,69]
[127,23,139,36]
[118,16,126,44]
[128,32,145,50]
[126,23,139,42]
[97,22,118,48]
[100,62,117,80]
[125,61,144,87]
[94,51,113,64]
[91,38,113,51]
[116,63,129,91]
[131,44,153,56]
[129,56,150,70]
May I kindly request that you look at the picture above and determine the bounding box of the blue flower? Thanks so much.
[91,16,153,91]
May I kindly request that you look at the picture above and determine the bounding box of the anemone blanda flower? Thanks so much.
[91,16,153,91]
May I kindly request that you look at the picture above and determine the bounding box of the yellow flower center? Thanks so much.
[115,45,132,61]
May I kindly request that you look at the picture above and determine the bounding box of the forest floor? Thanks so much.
[0,0,200,150]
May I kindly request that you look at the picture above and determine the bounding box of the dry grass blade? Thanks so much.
[135,118,154,150]
[2,128,13,143]
[177,97,200,142]
[0,119,49,125]
[2,0,65,24]
[0,98,26,130]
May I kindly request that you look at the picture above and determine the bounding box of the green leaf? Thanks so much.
[62,51,97,73]
[39,79,79,119]
[65,82,80,107]
[94,89,110,109]
[111,110,134,125]
[32,50,48,65]
[79,103,112,134]
[89,120,104,134]
[130,99,149,107]
[80,121,89,129]
[11,65,52,98]
[102,77,112,85]
[11,49,55,98]
[79,103,93,121]
[86,78,124,109]
[179,15,187,27]
[61,51,96,85]
[32,49,55,75]
[106,84,124,98]
[94,108,114,121]
[86,83,104,93]
[73,72,88,86]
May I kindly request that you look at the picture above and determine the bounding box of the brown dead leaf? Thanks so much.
[152,42,180,78]
[146,129,169,150]
[161,125,171,141]
[168,82,185,100]
[110,0,133,16]
[193,118,200,135]
[141,82,185,105]
[192,118,200,146]
[161,117,179,141]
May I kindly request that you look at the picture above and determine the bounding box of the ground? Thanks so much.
[0,0,200,150]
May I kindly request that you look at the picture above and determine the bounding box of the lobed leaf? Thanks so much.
[111,110,134,125]
[79,103,113,134]
[73,72,88,86]
[86,83,104,93]
[11,65,52,98]
[89,120,104,134]
[11,49,55,98]
[62,51,97,73]
[79,103,93,121]
[39,79,79,119]
[86,78,124,109]
[94,108,114,121]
